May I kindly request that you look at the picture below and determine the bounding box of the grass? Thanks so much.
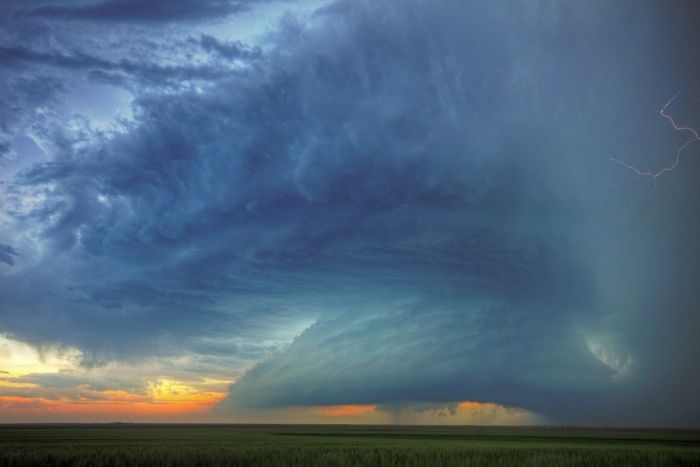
[1,424,699,466]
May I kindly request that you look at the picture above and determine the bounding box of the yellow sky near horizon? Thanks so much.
[0,334,229,422]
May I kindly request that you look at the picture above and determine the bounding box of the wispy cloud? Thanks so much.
[20,0,273,24]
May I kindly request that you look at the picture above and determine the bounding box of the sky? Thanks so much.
[0,0,699,427]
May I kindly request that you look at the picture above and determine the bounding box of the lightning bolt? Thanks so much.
[611,90,700,179]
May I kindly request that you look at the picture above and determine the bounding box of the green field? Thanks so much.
[1,424,699,466]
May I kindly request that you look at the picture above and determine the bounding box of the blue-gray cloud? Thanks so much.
[197,34,262,61]
[0,44,239,86]
[1,0,699,426]
[16,0,268,23]
[0,243,19,266]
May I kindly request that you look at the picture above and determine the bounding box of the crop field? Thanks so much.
[1,424,699,467]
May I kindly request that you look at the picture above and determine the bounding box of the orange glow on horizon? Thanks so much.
[0,391,227,421]
[457,401,485,410]
[310,404,377,417]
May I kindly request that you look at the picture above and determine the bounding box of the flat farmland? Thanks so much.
[0,424,698,466]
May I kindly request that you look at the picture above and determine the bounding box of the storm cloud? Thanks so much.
[1,0,700,426]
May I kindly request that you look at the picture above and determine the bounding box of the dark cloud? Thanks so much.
[0,74,63,167]
[24,0,265,23]
[0,243,19,266]
[197,34,262,61]
[1,0,699,426]
[0,44,242,88]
